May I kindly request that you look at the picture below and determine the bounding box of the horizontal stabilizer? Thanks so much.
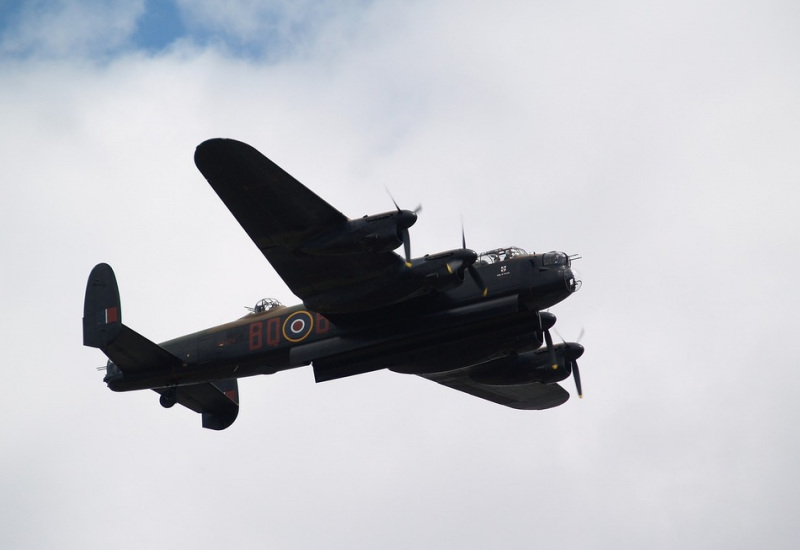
[155,379,239,430]
[103,325,183,373]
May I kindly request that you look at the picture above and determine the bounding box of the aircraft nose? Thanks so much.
[565,267,582,293]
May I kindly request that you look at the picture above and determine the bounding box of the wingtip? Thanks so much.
[195,137,251,159]
[195,137,227,153]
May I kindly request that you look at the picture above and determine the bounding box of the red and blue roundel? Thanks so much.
[282,311,314,342]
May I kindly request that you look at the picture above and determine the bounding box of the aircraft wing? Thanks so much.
[419,369,570,410]
[194,138,404,308]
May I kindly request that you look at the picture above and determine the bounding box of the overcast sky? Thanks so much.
[2,1,799,548]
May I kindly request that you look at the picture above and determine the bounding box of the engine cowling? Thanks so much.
[406,248,478,293]
[469,343,584,386]
[300,210,417,255]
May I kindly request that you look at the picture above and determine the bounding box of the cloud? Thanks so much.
[175,0,370,58]
[0,0,371,60]
[0,0,145,58]
[1,1,800,548]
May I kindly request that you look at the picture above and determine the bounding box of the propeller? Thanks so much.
[461,225,488,297]
[555,328,585,398]
[401,229,412,265]
[387,190,421,265]
[572,359,583,398]
[444,249,475,281]
[537,311,558,370]
[543,325,557,371]
[537,313,584,397]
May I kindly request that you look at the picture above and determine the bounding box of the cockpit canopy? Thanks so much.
[478,247,527,265]
[542,251,570,266]
[249,298,284,313]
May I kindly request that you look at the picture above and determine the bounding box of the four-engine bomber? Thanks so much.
[83,139,584,430]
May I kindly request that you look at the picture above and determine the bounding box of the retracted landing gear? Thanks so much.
[159,387,177,408]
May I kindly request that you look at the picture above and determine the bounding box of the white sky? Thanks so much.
[2,1,799,548]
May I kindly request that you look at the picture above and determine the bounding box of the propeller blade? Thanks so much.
[459,223,487,296]
[387,189,419,266]
[572,360,583,398]
[401,227,412,265]
[467,265,488,297]
[387,188,402,212]
[544,329,557,370]
[387,189,421,219]
[446,259,464,274]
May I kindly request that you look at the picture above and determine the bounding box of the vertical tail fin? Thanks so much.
[83,262,182,370]
[83,263,123,348]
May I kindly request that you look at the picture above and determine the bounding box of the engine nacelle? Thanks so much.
[406,249,476,293]
[301,247,479,313]
[300,210,417,255]
[469,343,583,386]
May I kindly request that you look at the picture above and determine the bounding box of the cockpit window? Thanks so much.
[478,247,527,265]
[250,298,283,313]
[542,252,568,266]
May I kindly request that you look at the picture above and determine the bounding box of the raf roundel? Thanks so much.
[282,311,314,342]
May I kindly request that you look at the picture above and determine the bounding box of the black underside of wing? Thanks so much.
[420,368,570,410]
[195,139,404,309]
[195,138,348,249]
[264,244,402,300]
